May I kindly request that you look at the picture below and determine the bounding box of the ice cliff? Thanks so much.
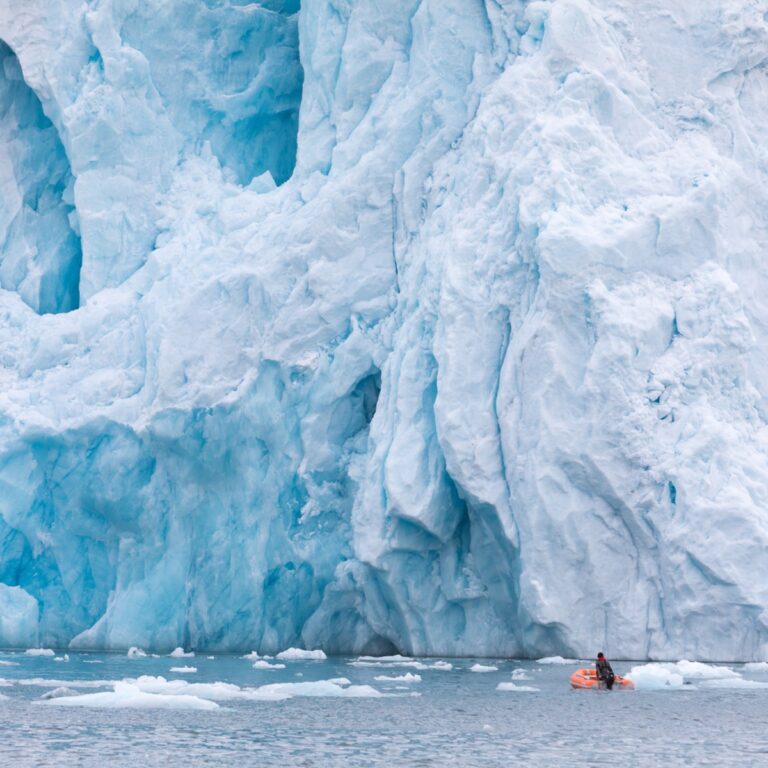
[0,0,767,660]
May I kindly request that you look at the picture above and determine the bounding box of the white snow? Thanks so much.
[275,648,327,661]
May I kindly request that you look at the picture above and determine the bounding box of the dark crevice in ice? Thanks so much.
[0,40,82,314]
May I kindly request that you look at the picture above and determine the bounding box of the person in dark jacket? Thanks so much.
[596,652,615,690]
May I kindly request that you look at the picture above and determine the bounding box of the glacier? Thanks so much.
[0,0,766,660]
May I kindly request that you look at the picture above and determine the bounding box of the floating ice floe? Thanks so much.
[275,648,327,661]
[53,655,69,662]
[0,661,19,667]
[241,651,261,660]
[42,682,219,710]
[743,662,768,673]
[511,668,533,680]
[470,664,498,673]
[350,657,451,671]
[252,660,285,670]
[169,648,194,658]
[536,656,578,665]
[497,683,540,692]
[25,649,54,657]
[628,660,742,690]
[127,647,147,658]
[169,666,197,674]
[256,681,382,698]
[373,673,421,683]
[40,687,81,699]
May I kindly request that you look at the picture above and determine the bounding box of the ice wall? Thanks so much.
[0,0,767,660]
[0,41,81,314]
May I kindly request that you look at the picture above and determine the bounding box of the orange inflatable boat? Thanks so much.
[570,668,634,690]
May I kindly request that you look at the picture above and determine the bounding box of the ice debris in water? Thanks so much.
[628,660,742,690]
[536,657,578,665]
[0,661,19,667]
[25,649,54,657]
[43,682,219,710]
[127,647,147,658]
[496,683,540,693]
[511,669,533,680]
[53,655,69,662]
[470,664,498,673]
[743,662,768,673]
[275,648,327,661]
[252,660,286,670]
[373,673,422,683]
[169,666,197,674]
[40,687,81,699]
[169,648,194,658]
[350,657,452,671]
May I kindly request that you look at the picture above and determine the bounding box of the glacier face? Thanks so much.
[0,0,767,659]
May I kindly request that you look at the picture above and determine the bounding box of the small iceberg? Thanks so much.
[169,647,194,658]
[275,648,327,661]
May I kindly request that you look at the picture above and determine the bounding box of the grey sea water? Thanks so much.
[1,652,767,767]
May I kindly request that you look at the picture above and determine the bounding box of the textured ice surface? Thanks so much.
[275,648,327,660]
[42,681,220,710]
[252,660,285,670]
[470,664,498,673]
[627,660,746,689]
[0,0,767,661]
